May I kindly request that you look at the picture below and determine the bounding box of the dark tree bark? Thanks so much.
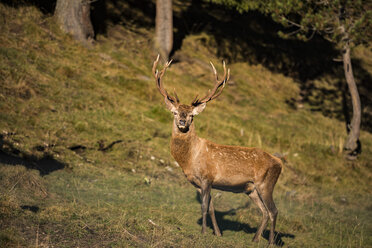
[342,40,361,159]
[155,0,173,62]
[55,0,94,44]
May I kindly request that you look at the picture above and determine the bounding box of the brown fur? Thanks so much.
[168,105,282,244]
[153,59,282,244]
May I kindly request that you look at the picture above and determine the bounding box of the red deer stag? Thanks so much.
[152,55,282,244]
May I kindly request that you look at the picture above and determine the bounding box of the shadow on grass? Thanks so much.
[0,135,66,176]
[20,205,40,213]
[195,192,295,246]
[0,151,66,176]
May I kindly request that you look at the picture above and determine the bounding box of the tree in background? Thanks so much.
[268,0,371,160]
[207,0,371,159]
[155,0,173,62]
[55,0,94,44]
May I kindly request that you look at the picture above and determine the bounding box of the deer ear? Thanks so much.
[164,97,177,112]
[192,103,206,116]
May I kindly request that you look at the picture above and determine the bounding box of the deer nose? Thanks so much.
[179,120,186,126]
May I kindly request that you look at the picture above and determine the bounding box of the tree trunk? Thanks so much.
[342,41,361,158]
[55,0,94,44]
[155,0,173,62]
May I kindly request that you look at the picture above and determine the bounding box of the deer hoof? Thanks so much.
[252,237,260,243]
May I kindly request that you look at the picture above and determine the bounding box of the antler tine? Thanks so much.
[192,61,230,105]
[218,60,229,83]
[191,94,199,103]
[152,55,178,104]
[173,88,180,103]
[210,61,218,81]
[152,54,160,77]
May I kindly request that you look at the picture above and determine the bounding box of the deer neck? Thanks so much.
[170,121,199,169]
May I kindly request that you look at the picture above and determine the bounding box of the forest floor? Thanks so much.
[0,2,372,247]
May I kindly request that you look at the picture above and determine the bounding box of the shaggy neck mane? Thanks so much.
[171,121,198,166]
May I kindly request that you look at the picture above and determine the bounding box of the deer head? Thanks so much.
[152,55,230,133]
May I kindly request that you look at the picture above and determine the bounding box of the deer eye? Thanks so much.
[173,112,178,115]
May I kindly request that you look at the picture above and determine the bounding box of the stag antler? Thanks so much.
[191,61,230,106]
[152,55,179,104]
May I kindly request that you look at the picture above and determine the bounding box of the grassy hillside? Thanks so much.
[1,2,371,247]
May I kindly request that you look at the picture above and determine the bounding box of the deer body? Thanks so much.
[171,121,281,194]
[152,56,282,244]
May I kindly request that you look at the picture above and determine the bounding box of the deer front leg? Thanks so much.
[208,197,221,236]
[197,188,221,236]
[200,183,211,234]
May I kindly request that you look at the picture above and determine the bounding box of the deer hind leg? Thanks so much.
[260,190,278,244]
[257,164,281,244]
[248,189,269,242]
